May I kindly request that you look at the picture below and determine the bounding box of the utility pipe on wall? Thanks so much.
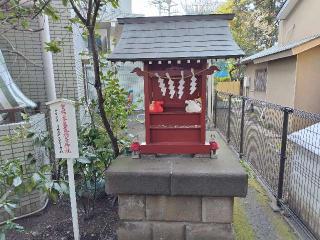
[39,15,56,101]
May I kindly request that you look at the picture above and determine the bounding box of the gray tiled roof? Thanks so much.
[241,34,320,64]
[108,14,245,61]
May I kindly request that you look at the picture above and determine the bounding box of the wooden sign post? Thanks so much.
[47,99,80,240]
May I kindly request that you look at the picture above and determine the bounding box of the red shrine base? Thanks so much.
[140,142,211,154]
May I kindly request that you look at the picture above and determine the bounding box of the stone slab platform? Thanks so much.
[106,151,247,197]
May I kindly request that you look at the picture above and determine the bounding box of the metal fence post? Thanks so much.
[227,94,232,143]
[239,97,246,158]
[214,91,218,128]
[277,107,293,206]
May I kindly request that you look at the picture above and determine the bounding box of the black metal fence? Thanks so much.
[214,91,320,240]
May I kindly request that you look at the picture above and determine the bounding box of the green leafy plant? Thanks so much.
[0,221,24,240]
[75,124,113,218]
[0,0,59,32]
[74,74,136,217]
[44,39,63,53]
[0,157,67,239]
[0,158,26,240]
[0,118,68,239]
[216,0,286,55]
[102,68,136,138]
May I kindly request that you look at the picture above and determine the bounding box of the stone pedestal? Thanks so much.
[106,155,247,240]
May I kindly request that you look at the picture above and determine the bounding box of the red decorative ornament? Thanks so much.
[149,101,164,113]
[209,141,219,150]
[130,141,141,152]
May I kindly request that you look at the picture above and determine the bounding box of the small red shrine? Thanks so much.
[109,14,244,156]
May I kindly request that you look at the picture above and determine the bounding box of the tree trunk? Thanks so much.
[88,28,120,157]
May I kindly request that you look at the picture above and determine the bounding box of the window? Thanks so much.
[254,69,267,92]
[88,22,111,53]
[82,61,96,102]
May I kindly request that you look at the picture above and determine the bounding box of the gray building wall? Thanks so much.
[0,20,47,108]
[0,0,87,110]
[49,0,86,102]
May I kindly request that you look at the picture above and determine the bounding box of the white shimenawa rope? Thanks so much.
[178,70,185,99]
[190,68,197,95]
[156,73,167,96]
[166,72,175,99]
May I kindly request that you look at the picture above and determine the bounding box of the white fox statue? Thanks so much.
[185,98,201,113]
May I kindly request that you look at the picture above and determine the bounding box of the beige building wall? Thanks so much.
[216,81,240,95]
[245,57,297,107]
[294,46,320,114]
[245,62,268,101]
[279,0,320,45]
[266,56,297,107]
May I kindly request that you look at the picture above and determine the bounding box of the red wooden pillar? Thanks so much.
[200,61,207,144]
[143,61,151,144]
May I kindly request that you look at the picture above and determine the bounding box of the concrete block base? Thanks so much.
[106,155,247,240]
[117,195,234,240]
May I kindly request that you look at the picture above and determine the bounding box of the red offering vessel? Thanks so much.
[149,101,164,113]
[132,62,219,155]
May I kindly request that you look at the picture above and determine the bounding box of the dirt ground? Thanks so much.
[6,195,119,240]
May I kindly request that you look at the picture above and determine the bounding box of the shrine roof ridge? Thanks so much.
[117,14,235,24]
[108,14,244,61]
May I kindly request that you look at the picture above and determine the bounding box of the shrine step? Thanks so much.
[140,142,211,154]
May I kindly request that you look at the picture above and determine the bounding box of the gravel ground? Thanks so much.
[238,180,298,240]
[242,186,279,239]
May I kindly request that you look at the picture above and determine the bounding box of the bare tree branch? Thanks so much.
[180,0,220,14]
[2,49,43,68]
[150,0,178,16]
[31,0,52,19]
[91,0,100,27]
[67,0,120,156]
[83,0,120,156]
[0,0,33,11]
[1,34,43,68]
[0,0,10,8]
[69,0,86,24]
[86,0,93,26]
[12,26,44,32]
